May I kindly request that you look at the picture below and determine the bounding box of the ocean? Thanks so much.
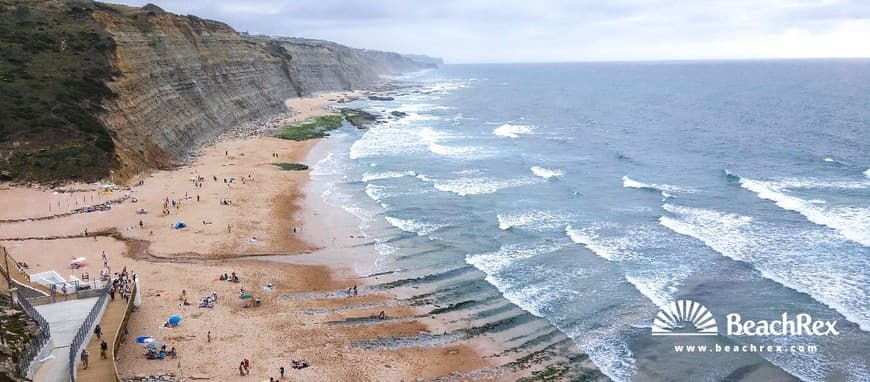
[309,60,869,381]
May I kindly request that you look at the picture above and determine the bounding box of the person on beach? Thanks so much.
[207,330,211,343]
[239,362,245,376]
[81,349,89,369]
[244,358,250,373]
[279,366,285,378]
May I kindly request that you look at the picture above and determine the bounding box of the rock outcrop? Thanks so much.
[0,1,434,183]
[92,4,433,179]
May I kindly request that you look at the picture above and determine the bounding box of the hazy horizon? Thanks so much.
[111,0,870,64]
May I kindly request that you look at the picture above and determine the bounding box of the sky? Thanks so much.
[112,0,870,63]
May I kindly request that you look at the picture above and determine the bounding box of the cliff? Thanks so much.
[0,1,434,183]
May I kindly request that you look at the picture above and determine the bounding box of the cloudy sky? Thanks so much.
[113,0,870,63]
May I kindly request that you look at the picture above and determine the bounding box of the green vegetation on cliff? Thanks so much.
[275,115,343,141]
[0,0,120,183]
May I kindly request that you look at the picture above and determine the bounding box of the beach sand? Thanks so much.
[0,92,507,381]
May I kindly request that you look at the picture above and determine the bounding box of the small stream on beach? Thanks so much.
[305,62,870,382]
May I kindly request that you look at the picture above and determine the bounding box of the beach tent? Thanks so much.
[168,314,181,326]
[172,221,187,229]
[135,336,154,344]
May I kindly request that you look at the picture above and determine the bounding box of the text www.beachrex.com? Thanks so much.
[674,344,818,353]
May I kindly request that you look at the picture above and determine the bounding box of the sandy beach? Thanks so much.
[0,92,510,381]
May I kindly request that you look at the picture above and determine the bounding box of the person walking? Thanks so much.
[94,324,102,339]
[81,349,89,369]
[279,366,285,378]
[100,340,108,359]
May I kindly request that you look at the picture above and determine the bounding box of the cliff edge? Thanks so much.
[0,1,434,183]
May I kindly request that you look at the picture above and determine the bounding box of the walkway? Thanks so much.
[76,292,132,382]
[32,297,99,382]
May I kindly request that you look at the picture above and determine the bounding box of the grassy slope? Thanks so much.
[0,0,118,183]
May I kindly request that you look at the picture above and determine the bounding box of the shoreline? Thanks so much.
[0,92,508,381]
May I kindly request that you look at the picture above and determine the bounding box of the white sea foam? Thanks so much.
[865,168,870,178]
[497,211,567,231]
[350,125,427,159]
[621,175,698,194]
[468,241,641,382]
[566,225,639,261]
[364,183,388,202]
[384,216,444,236]
[660,203,870,331]
[428,142,481,157]
[530,166,564,179]
[434,177,536,196]
[493,123,534,138]
[765,178,870,190]
[624,274,673,309]
[361,171,416,182]
[310,152,343,176]
[738,176,870,246]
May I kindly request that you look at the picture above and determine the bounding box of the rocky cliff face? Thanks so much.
[0,1,433,183]
[92,4,432,179]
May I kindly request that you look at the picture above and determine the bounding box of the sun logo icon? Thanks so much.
[651,300,718,336]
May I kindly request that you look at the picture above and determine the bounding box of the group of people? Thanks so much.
[110,267,135,302]
[219,272,241,283]
[145,343,177,360]
[199,291,218,309]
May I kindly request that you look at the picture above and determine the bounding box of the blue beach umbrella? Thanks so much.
[168,314,181,325]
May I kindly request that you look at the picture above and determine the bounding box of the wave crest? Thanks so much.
[493,123,534,138]
[530,166,564,179]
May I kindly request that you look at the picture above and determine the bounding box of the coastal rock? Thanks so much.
[368,95,395,101]
[1,1,435,183]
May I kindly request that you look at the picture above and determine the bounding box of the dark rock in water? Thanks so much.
[390,111,408,118]
[340,108,379,128]
[368,95,395,101]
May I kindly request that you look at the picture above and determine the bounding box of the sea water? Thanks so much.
[310,60,870,381]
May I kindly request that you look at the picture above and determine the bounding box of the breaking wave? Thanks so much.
[434,177,537,196]
[660,203,870,331]
[384,216,445,236]
[735,174,869,247]
[530,166,564,179]
[493,123,534,138]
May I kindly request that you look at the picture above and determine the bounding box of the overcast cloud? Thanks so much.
[112,0,870,63]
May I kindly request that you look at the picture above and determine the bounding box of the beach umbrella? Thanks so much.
[168,314,181,325]
[135,336,153,344]
[172,221,187,229]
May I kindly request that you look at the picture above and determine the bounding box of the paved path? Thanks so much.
[32,297,99,382]
[77,292,133,382]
